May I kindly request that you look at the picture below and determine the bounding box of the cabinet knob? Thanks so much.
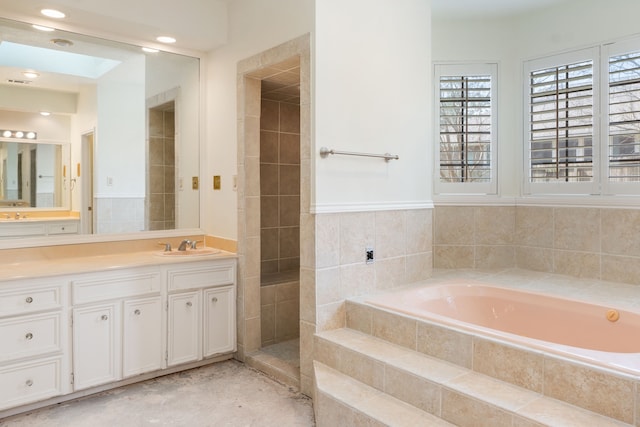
[25,332,33,340]
[101,314,108,321]
[134,309,141,315]
[25,379,33,387]
[186,301,193,307]
[211,297,218,303]
[25,296,33,304]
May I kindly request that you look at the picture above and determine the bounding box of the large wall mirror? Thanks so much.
[0,16,200,238]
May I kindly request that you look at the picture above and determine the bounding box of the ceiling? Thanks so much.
[431,0,574,18]
[0,0,229,54]
[0,1,580,54]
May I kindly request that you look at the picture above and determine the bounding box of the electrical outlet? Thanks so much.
[366,247,374,264]
[192,176,199,190]
[213,175,221,190]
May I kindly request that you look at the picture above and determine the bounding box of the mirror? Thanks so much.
[0,16,200,236]
[0,140,67,208]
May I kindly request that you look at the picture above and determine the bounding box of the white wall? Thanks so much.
[95,54,146,197]
[204,0,314,240]
[314,0,432,212]
[432,0,640,198]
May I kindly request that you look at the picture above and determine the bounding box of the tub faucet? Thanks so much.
[178,239,191,251]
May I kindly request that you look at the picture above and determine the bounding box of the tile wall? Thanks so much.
[148,107,175,230]
[260,280,300,346]
[260,98,300,278]
[434,205,640,285]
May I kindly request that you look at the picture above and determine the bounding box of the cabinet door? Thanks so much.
[72,303,120,390]
[167,292,200,366]
[123,296,162,377]
[203,286,235,357]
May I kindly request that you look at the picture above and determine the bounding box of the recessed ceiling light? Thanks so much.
[40,111,51,116]
[41,9,66,19]
[142,47,159,53]
[156,36,176,44]
[22,71,40,79]
[32,24,55,32]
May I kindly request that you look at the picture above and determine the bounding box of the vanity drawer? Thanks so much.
[0,313,61,363]
[48,222,79,235]
[72,270,161,304]
[167,261,236,291]
[0,285,63,317]
[0,357,62,411]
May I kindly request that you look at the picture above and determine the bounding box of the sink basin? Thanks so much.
[156,247,222,257]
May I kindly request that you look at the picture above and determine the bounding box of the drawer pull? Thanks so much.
[25,379,33,387]
[101,314,109,321]
[134,309,141,315]
[186,301,193,307]
[25,297,33,304]
[25,332,33,340]
[211,297,218,303]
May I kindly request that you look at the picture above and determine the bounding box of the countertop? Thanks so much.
[0,248,237,282]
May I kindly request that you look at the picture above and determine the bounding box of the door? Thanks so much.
[72,303,120,390]
[80,131,95,234]
[203,286,235,357]
[122,297,162,377]
[167,291,200,366]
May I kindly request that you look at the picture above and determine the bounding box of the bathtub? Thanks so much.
[365,280,640,375]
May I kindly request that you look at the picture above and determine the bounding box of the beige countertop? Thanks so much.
[0,248,237,282]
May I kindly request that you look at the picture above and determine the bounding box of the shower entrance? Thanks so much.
[246,55,302,386]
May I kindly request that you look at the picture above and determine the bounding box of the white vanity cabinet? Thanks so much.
[0,278,69,411]
[166,259,236,367]
[0,254,237,416]
[71,268,162,390]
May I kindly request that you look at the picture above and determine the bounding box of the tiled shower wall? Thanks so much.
[433,205,640,285]
[259,99,301,277]
[148,108,175,230]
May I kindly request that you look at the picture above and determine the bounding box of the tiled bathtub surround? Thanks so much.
[434,204,640,285]
[338,268,640,425]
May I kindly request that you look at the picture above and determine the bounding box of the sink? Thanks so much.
[156,247,222,257]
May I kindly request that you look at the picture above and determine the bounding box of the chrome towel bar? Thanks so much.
[319,146,399,162]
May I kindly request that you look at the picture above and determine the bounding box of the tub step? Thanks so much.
[314,361,454,426]
[314,328,632,427]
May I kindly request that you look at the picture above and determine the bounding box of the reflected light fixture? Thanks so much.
[156,36,176,44]
[22,71,40,79]
[0,129,38,140]
[142,47,159,53]
[32,24,55,32]
[41,9,66,18]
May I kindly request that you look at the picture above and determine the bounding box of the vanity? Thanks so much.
[0,242,237,416]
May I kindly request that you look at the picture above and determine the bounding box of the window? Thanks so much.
[524,40,640,195]
[435,63,497,194]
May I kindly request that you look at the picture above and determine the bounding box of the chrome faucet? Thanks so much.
[178,239,191,251]
[15,212,20,220]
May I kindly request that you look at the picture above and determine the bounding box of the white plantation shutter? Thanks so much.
[606,43,640,194]
[523,48,599,195]
[435,63,497,194]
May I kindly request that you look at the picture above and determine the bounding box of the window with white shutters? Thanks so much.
[528,60,594,183]
[435,63,497,194]
[608,51,640,183]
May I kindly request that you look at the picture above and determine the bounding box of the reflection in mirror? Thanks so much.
[0,140,67,208]
[0,16,200,237]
